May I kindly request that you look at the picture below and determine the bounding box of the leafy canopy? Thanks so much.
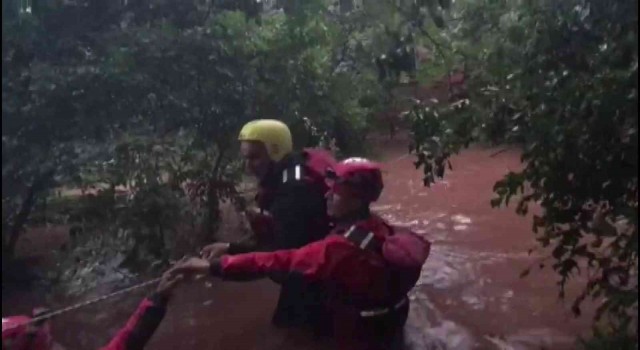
[409,0,638,342]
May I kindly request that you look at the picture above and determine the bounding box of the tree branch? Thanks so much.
[6,169,55,258]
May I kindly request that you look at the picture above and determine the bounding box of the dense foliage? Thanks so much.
[409,0,638,345]
[2,0,389,288]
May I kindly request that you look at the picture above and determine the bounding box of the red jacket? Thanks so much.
[214,215,422,349]
[217,216,420,312]
[220,224,391,302]
[100,295,167,350]
[2,295,165,350]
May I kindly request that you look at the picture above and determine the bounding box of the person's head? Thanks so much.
[238,119,293,179]
[325,158,383,219]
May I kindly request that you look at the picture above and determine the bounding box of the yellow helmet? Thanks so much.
[238,119,293,161]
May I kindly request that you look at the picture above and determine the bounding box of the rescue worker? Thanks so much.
[172,158,431,350]
[2,271,183,350]
[200,119,335,332]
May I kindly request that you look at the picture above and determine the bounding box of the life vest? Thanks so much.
[285,148,335,241]
[320,218,429,350]
[255,148,336,206]
[256,148,336,210]
[339,217,431,310]
[252,148,336,244]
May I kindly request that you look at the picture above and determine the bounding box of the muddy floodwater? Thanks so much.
[2,137,594,349]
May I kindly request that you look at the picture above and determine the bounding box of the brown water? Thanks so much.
[374,139,593,349]
[3,137,594,350]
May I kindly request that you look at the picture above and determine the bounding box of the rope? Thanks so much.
[4,277,162,330]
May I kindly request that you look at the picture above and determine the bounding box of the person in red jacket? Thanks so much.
[2,271,182,350]
[171,158,431,350]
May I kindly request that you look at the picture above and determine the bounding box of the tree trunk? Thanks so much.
[205,149,227,242]
[205,176,223,244]
[5,170,54,258]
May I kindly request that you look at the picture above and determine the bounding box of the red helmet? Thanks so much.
[325,157,384,203]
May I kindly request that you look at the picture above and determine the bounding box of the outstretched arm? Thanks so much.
[99,295,167,350]
[99,273,182,350]
[172,237,354,283]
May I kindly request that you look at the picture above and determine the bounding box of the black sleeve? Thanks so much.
[124,293,168,350]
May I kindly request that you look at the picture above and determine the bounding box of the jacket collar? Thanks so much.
[333,207,372,230]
